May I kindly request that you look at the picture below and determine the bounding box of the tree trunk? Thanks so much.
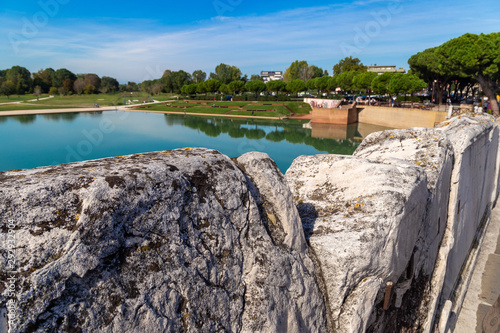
[476,75,500,117]
[437,83,444,105]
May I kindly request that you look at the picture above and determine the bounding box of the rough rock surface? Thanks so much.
[285,154,428,332]
[235,152,306,253]
[355,128,454,331]
[435,114,499,302]
[0,148,328,333]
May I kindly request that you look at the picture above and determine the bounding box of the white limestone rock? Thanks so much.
[235,152,306,253]
[0,148,328,333]
[285,154,428,332]
[355,128,454,331]
[355,128,454,278]
[435,114,499,300]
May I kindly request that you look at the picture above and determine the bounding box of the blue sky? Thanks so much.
[0,0,499,83]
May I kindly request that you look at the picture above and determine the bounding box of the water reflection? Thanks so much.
[12,115,36,124]
[162,115,381,155]
[41,113,81,122]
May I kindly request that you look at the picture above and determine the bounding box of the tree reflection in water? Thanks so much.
[164,114,361,155]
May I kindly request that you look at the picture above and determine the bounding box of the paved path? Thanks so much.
[455,205,500,332]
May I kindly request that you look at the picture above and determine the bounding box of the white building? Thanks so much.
[261,71,283,83]
[367,65,406,75]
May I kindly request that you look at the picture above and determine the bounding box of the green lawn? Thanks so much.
[0,93,312,119]
[229,111,282,117]
[32,94,125,106]
[285,102,312,114]
[242,104,291,115]
[131,105,230,114]
[0,94,50,103]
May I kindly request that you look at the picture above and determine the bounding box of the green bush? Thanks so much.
[48,87,58,95]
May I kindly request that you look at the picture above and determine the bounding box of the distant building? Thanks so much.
[367,65,406,75]
[261,71,283,83]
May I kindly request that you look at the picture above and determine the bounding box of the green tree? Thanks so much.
[228,80,245,95]
[205,79,221,94]
[266,80,287,95]
[284,60,313,83]
[6,66,32,94]
[32,68,54,93]
[336,71,359,93]
[0,80,16,99]
[162,70,174,93]
[327,76,338,94]
[48,87,58,96]
[100,76,119,94]
[286,79,306,96]
[310,65,326,79]
[315,76,330,96]
[371,72,395,96]
[409,47,454,105]
[332,56,367,75]
[306,78,317,91]
[213,64,242,84]
[171,70,192,93]
[181,83,198,95]
[245,80,267,96]
[0,70,6,84]
[219,84,230,95]
[192,70,206,83]
[52,68,76,88]
[436,32,500,116]
[407,74,427,106]
[250,74,262,81]
[353,71,377,94]
[84,84,95,95]
[196,82,207,94]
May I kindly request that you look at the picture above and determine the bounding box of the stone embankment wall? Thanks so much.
[286,114,499,332]
[357,105,448,129]
[0,114,498,333]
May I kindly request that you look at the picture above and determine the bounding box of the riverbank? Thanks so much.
[0,105,314,121]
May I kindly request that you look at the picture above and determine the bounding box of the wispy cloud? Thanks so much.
[0,0,498,82]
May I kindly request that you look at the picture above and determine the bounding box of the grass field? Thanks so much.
[0,93,312,119]
[229,111,282,117]
[0,94,51,103]
[0,92,179,109]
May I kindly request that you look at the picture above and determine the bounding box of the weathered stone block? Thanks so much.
[0,148,327,333]
[285,154,428,332]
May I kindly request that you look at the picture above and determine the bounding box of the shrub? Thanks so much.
[48,87,58,96]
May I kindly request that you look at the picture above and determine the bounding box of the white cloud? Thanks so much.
[0,0,499,82]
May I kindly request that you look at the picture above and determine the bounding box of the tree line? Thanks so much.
[1,32,498,115]
[409,32,500,116]
[165,58,427,102]
[0,66,135,99]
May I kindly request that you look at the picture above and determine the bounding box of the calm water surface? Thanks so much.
[0,111,390,173]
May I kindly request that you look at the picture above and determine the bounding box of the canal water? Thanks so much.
[0,111,390,173]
